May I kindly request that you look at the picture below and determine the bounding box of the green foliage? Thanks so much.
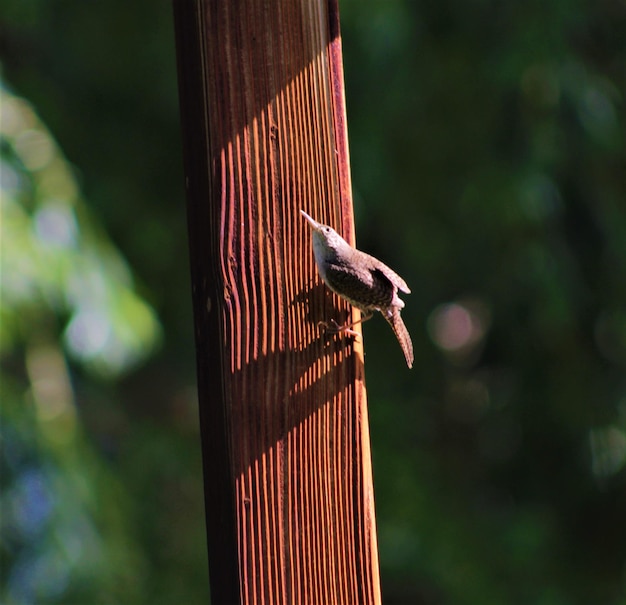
[0,83,162,603]
[1,87,161,375]
[341,1,626,603]
[1,2,207,603]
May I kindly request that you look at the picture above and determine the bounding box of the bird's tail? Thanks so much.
[384,308,414,369]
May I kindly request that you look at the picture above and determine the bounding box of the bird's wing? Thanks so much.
[365,253,411,294]
[324,262,373,292]
[325,261,399,310]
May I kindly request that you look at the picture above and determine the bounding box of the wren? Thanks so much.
[300,210,414,368]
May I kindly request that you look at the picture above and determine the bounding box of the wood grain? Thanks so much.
[174,1,380,603]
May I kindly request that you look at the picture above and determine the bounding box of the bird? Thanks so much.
[300,209,413,368]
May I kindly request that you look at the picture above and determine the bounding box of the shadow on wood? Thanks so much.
[173,0,381,603]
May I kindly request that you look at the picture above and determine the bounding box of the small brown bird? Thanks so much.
[301,210,413,368]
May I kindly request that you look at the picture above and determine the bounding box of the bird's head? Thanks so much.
[300,210,349,261]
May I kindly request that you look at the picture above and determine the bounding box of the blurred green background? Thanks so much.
[1,1,625,603]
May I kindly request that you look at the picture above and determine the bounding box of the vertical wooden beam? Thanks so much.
[173,1,381,603]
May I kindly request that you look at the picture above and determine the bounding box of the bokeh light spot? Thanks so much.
[428,300,490,354]
[65,310,111,359]
[590,426,626,479]
[34,202,78,249]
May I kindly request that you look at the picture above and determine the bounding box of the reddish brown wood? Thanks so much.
[173,1,381,603]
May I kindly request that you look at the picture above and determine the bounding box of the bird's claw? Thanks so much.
[318,319,361,340]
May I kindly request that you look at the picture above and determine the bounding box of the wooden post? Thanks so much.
[173,1,381,603]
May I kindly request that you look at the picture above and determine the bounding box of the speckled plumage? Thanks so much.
[301,210,414,368]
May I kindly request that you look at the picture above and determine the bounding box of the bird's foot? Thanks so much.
[318,319,361,340]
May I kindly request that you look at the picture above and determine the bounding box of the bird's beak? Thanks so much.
[300,209,323,232]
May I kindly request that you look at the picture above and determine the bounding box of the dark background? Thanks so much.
[2,1,626,603]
